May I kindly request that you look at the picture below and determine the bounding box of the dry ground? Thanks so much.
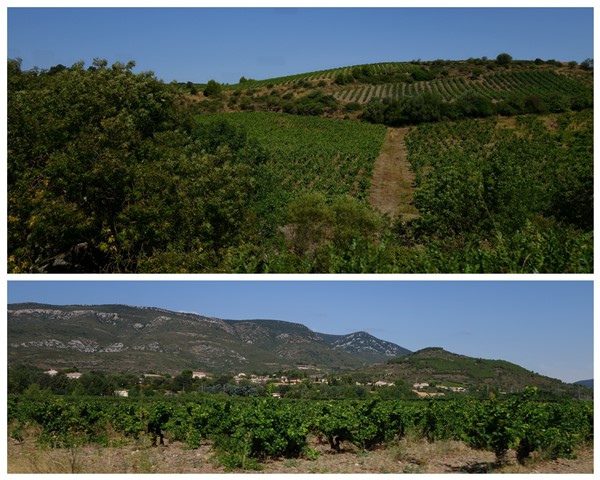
[368,127,420,221]
[7,433,593,474]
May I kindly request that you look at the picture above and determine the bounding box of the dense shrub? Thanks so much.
[8,59,263,272]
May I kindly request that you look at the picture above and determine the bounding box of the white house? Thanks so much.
[413,382,430,389]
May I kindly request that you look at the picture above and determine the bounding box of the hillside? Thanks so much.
[361,347,579,394]
[575,379,593,389]
[188,59,593,121]
[8,57,593,274]
[8,304,583,395]
[7,303,410,374]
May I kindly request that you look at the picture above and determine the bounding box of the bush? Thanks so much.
[496,53,513,66]
[203,79,222,97]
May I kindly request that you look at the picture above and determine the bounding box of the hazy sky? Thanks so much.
[6,4,594,84]
[7,280,593,383]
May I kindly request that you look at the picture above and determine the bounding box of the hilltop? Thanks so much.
[359,347,578,395]
[187,58,593,123]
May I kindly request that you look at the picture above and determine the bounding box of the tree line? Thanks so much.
[7,364,413,400]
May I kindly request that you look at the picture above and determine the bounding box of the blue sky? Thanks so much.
[7,6,594,84]
[7,280,593,383]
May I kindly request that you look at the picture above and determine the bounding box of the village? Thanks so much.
[42,367,468,398]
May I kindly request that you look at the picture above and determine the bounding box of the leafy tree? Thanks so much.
[173,370,194,392]
[330,196,382,249]
[186,81,198,94]
[580,58,593,70]
[8,365,45,394]
[79,371,115,396]
[8,59,181,271]
[456,92,495,118]
[203,79,222,97]
[496,52,513,66]
[47,63,67,75]
[8,59,265,273]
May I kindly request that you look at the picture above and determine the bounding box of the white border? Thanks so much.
[2,1,598,478]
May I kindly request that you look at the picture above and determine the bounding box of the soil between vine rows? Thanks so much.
[368,127,419,221]
[7,434,593,474]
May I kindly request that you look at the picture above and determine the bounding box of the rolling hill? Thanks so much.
[575,379,593,389]
[8,56,593,274]
[7,303,410,374]
[189,58,593,120]
[360,347,580,394]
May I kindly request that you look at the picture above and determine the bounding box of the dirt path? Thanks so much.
[368,127,419,221]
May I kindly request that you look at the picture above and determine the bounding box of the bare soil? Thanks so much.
[7,434,593,474]
[368,127,420,221]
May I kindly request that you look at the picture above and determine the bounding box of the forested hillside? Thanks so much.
[8,57,593,273]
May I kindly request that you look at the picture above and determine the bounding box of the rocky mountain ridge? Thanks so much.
[8,303,411,374]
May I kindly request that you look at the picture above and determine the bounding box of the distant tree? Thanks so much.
[79,371,115,396]
[456,91,495,118]
[496,53,513,66]
[203,79,222,97]
[92,57,108,69]
[186,81,198,94]
[580,58,593,71]
[335,72,353,85]
[8,365,44,394]
[173,369,194,392]
[47,64,67,75]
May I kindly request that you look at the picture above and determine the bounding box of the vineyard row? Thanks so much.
[334,70,587,103]
[8,391,593,467]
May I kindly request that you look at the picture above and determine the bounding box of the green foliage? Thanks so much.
[8,59,593,273]
[579,58,593,70]
[402,112,593,272]
[463,388,593,464]
[362,93,447,126]
[203,79,222,97]
[8,60,266,273]
[345,66,591,120]
[496,53,513,66]
[8,394,593,469]
[79,372,116,397]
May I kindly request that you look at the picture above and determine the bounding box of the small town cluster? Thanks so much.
[43,367,467,398]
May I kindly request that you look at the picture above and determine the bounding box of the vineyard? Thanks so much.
[406,110,593,232]
[393,109,593,273]
[196,112,387,223]
[335,69,591,104]
[7,57,594,273]
[8,389,593,472]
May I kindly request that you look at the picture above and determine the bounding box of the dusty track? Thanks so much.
[368,127,419,221]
